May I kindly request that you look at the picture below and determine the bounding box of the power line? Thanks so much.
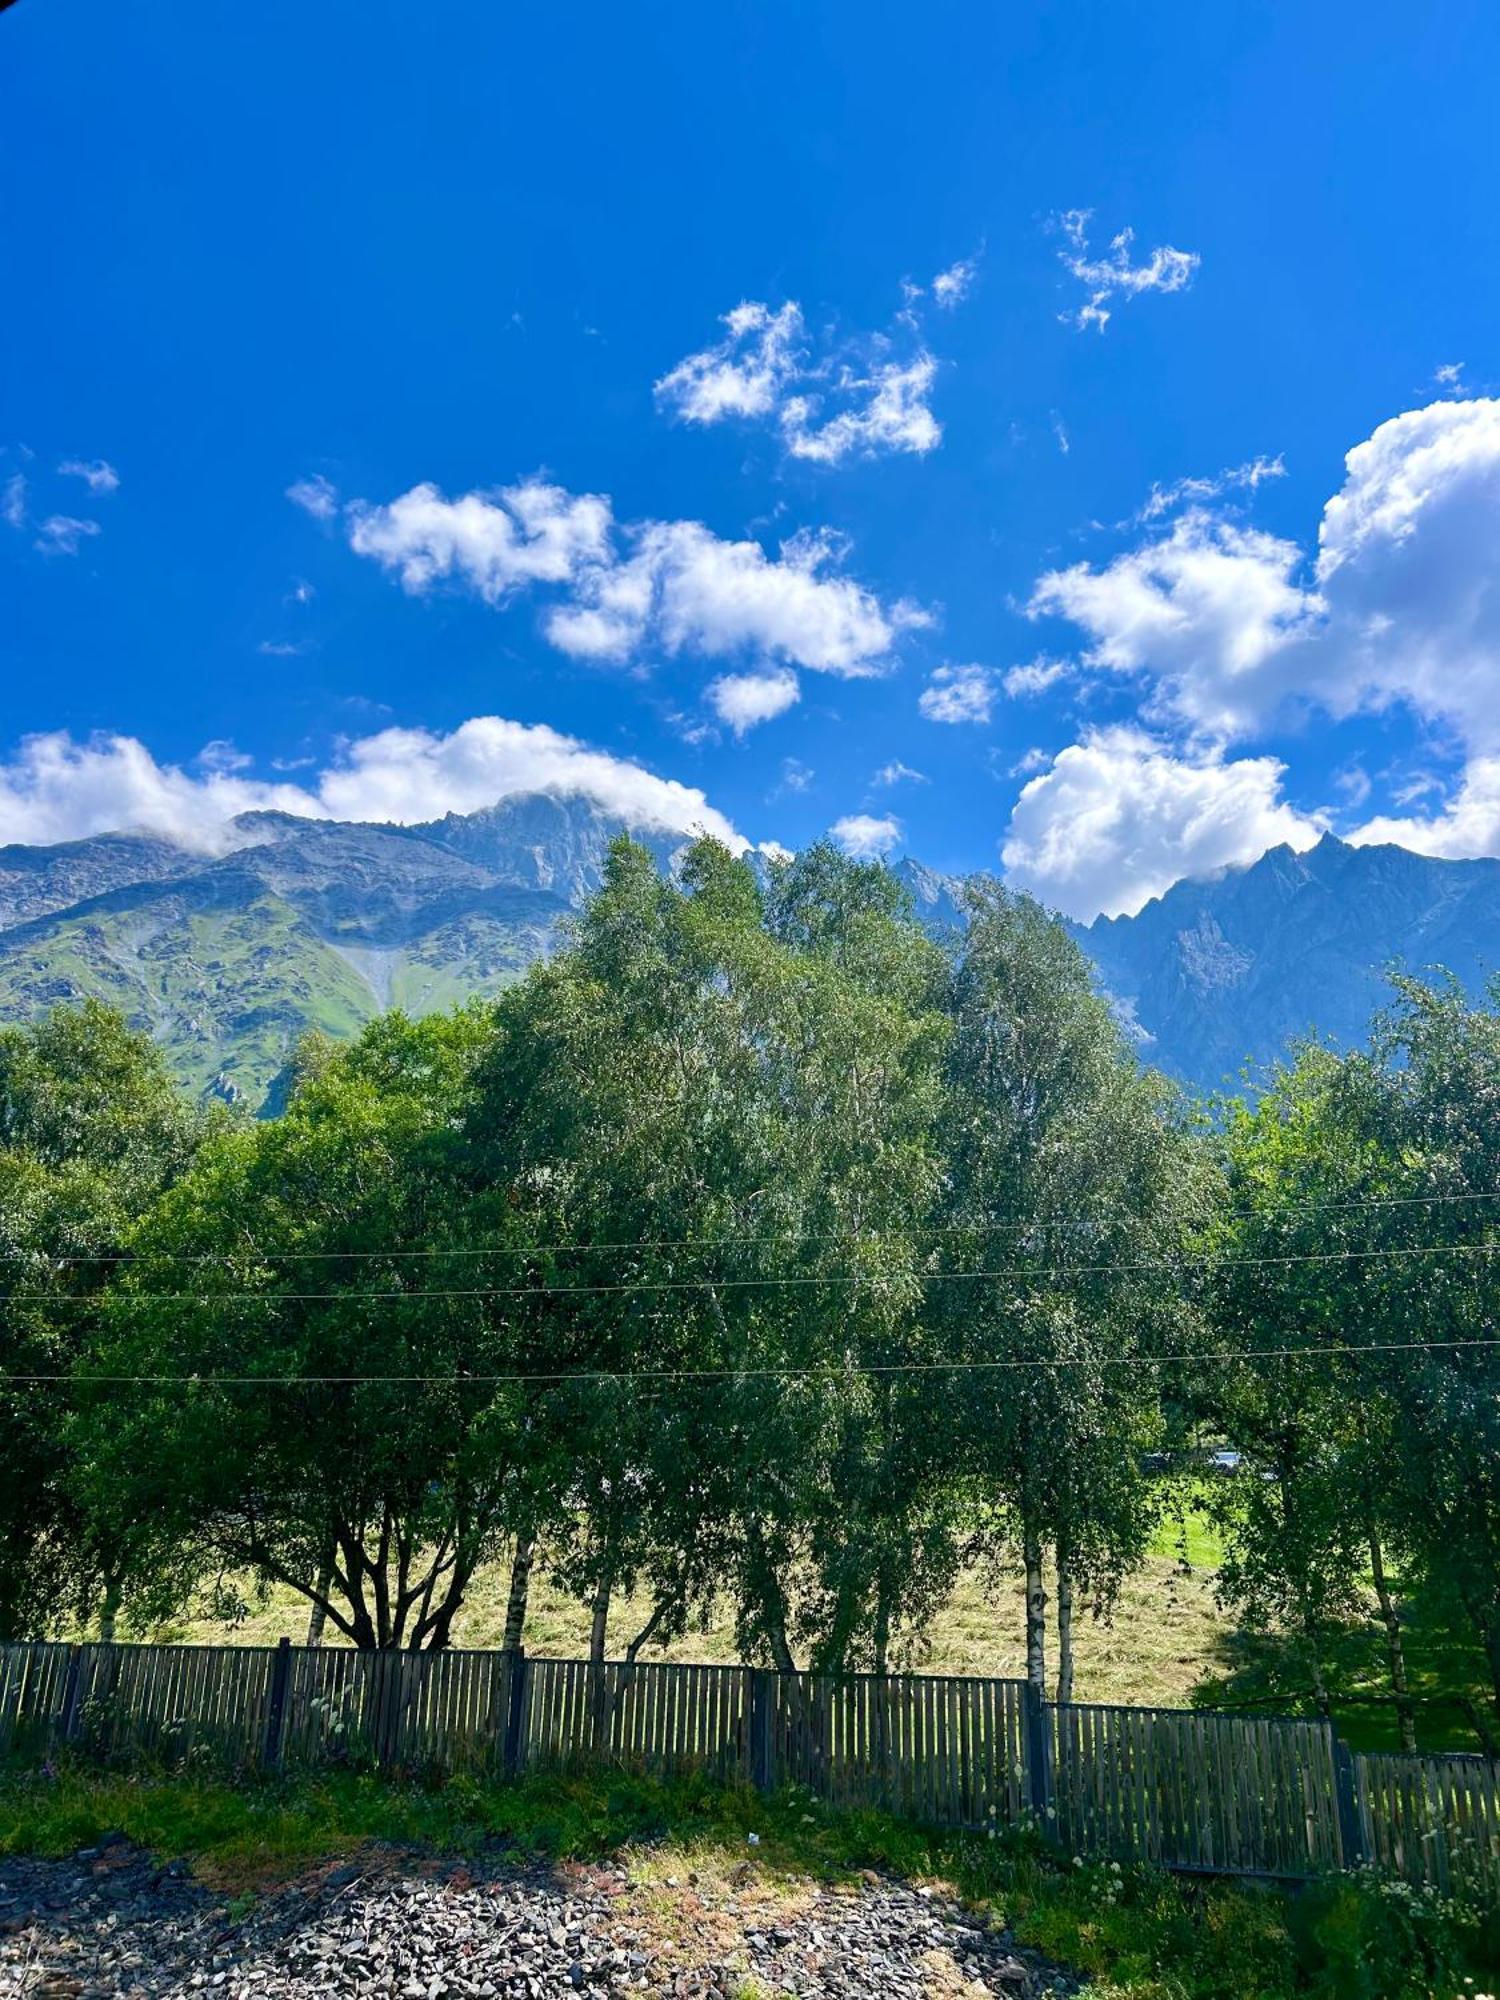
[7,1237,1500,1305]
[4,1187,1499,1267]
[6,1335,1498,1390]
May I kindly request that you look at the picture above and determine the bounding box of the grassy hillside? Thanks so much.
[0,892,377,1102]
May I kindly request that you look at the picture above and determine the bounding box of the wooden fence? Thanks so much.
[2,1639,1497,1896]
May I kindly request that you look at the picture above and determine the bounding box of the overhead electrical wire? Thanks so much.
[6,1236,1500,1305]
[4,1334,1498,1389]
[3,1187,1499,1267]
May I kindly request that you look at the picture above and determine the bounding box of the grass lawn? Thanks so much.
[83,1483,1492,1753]
[154,1497,1231,1711]
[1,1766,1495,2000]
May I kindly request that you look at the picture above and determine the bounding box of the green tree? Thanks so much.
[937,883,1213,1697]
[73,1008,536,1650]
[0,1002,204,1637]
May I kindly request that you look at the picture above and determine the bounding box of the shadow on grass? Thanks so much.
[1190,1596,1494,1753]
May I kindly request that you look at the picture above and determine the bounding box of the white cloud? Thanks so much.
[286,474,339,520]
[830,812,902,858]
[1309,398,1500,750]
[1051,413,1071,456]
[286,579,316,605]
[931,258,978,309]
[657,285,952,464]
[1028,509,1319,739]
[1350,757,1500,859]
[348,480,612,602]
[1009,747,1051,776]
[1055,209,1200,332]
[1002,655,1070,698]
[778,758,815,794]
[57,458,119,495]
[1435,362,1466,391]
[1001,727,1324,920]
[654,302,804,423]
[1352,756,1500,860]
[1137,453,1285,523]
[873,760,927,787]
[341,478,914,681]
[782,355,941,465]
[258,640,308,657]
[918,663,997,724]
[34,515,101,557]
[546,517,917,678]
[0,717,744,856]
[706,667,800,734]
[1032,401,1500,757]
[1,473,24,530]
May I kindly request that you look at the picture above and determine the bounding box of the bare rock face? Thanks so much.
[0,1840,1082,2000]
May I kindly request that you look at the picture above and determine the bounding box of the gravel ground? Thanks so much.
[0,1837,1081,2000]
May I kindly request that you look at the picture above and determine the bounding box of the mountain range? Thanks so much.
[1,796,1496,1108]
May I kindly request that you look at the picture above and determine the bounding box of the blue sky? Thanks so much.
[4,0,1500,920]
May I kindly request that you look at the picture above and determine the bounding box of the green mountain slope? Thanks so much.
[4,799,1499,1106]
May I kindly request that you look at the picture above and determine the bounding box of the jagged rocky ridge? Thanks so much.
[1,797,1496,1107]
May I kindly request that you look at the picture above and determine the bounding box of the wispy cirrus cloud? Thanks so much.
[1136,453,1285,523]
[34,515,102,557]
[1054,209,1199,332]
[655,267,974,466]
[57,457,120,495]
[286,474,340,520]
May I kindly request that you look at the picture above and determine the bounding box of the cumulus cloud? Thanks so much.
[1055,209,1200,332]
[873,760,927,787]
[34,515,101,557]
[1031,398,1500,757]
[345,480,919,682]
[1001,728,1324,920]
[286,474,339,520]
[57,458,120,495]
[830,812,902,858]
[656,283,957,465]
[1028,510,1320,739]
[1349,759,1500,859]
[705,667,800,734]
[918,663,997,724]
[348,480,613,601]
[0,718,743,857]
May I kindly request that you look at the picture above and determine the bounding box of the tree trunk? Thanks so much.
[873,1579,892,1680]
[1368,1530,1416,1753]
[588,1570,612,1665]
[1023,1525,1048,1695]
[306,1562,333,1647]
[97,1576,121,1645]
[1055,1550,1075,1705]
[502,1535,534,1652]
